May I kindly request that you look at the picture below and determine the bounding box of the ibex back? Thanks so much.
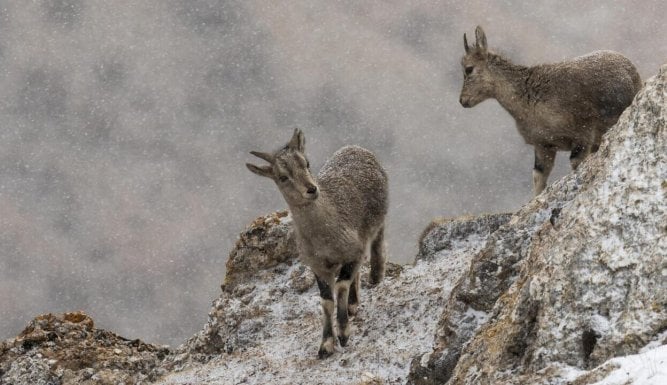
[246,129,388,358]
[459,26,642,195]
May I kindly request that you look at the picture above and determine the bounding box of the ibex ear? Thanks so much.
[246,163,273,178]
[475,26,487,53]
[288,128,305,152]
[464,33,470,54]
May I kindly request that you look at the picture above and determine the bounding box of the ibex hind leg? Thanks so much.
[369,226,386,285]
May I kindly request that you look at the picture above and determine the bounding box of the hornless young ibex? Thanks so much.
[246,129,388,358]
[459,26,642,195]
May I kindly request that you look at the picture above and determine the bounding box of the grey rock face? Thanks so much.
[409,64,667,385]
[417,213,512,261]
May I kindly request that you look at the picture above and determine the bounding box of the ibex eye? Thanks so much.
[279,175,289,182]
[465,66,474,75]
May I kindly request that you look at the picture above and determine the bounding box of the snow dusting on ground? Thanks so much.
[157,218,490,385]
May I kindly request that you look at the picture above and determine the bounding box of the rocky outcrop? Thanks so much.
[2,66,664,385]
[417,213,513,261]
[163,210,298,368]
[408,64,667,384]
[157,212,503,384]
[0,311,169,385]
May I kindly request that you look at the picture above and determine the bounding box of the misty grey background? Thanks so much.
[1,0,665,346]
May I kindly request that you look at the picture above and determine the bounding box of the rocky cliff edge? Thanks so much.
[1,65,665,385]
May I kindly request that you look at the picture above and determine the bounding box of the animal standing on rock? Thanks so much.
[459,26,642,195]
[246,128,388,358]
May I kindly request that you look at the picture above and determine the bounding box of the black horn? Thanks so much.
[250,151,274,164]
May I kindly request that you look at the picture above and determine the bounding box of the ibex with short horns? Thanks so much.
[460,26,641,195]
[247,129,388,358]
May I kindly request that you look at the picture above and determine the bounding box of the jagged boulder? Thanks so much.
[408,64,667,384]
[0,311,169,385]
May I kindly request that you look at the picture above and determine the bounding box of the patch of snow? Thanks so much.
[591,345,666,385]
[557,343,667,385]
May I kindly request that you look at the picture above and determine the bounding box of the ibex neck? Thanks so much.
[487,53,532,115]
[288,193,335,233]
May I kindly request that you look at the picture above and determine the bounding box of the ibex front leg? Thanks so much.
[533,145,556,196]
[347,270,360,316]
[336,261,360,347]
[315,274,336,359]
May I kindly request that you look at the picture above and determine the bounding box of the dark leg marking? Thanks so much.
[339,262,355,281]
[570,145,585,160]
[316,275,333,301]
[569,144,590,170]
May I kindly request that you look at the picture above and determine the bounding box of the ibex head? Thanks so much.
[247,128,319,206]
[459,26,495,108]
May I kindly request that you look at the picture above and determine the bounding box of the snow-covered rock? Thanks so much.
[156,211,506,384]
[409,64,667,385]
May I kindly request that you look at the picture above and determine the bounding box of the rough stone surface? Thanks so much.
[409,64,667,385]
[157,213,499,384]
[222,210,297,293]
[0,311,169,385]
[163,210,298,367]
[417,213,512,262]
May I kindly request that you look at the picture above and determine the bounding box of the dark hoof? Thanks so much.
[369,272,384,286]
[318,347,334,359]
[318,337,335,359]
[338,335,349,347]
